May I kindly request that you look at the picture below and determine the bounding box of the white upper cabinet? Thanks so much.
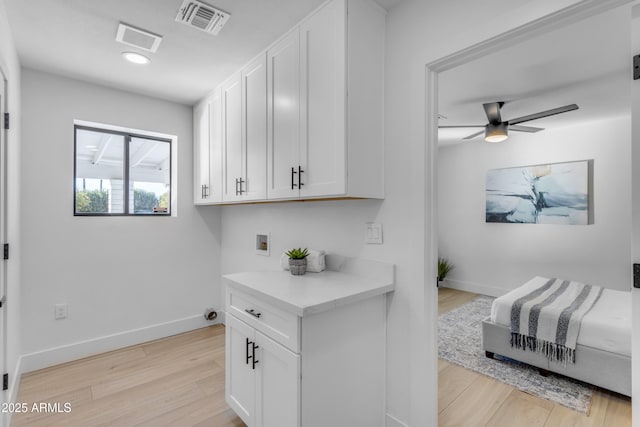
[193,100,210,204]
[266,30,301,200]
[267,0,384,201]
[194,0,385,205]
[222,73,243,202]
[242,54,268,201]
[222,57,268,203]
[209,89,223,203]
[298,0,346,199]
[194,92,222,204]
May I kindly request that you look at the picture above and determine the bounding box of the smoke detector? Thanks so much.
[115,23,162,53]
[175,0,230,35]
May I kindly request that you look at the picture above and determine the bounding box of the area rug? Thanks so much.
[438,295,593,414]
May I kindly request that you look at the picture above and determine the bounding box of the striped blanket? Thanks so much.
[510,277,603,365]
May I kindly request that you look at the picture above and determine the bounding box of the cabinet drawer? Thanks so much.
[227,288,300,353]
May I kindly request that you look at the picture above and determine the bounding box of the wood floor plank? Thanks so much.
[90,345,220,400]
[12,386,93,426]
[17,347,149,399]
[438,363,479,413]
[602,391,632,427]
[192,408,247,427]
[135,390,231,427]
[543,390,610,427]
[438,287,478,315]
[487,389,553,427]
[439,375,513,427]
[196,370,226,397]
[438,358,450,373]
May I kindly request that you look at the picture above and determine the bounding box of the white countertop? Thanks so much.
[223,257,395,317]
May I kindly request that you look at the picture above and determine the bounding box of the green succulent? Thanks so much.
[438,257,454,281]
[286,248,309,259]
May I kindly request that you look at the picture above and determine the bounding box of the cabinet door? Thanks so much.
[267,29,301,200]
[242,54,267,201]
[226,315,256,426]
[299,0,347,198]
[193,100,210,204]
[255,331,300,427]
[222,73,243,202]
[208,89,223,203]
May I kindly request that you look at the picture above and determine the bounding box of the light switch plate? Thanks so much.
[365,223,383,244]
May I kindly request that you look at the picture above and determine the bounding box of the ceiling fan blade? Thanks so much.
[483,102,504,124]
[509,104,578,125]
[462,130,485,140]
[438,125,485,128]
[509,124,543,133]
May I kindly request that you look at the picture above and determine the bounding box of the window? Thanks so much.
[74,124,172,216]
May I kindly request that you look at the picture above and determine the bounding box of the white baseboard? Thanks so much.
[386,413,409,427]
[441,279,506,298]
[21,315,221,373]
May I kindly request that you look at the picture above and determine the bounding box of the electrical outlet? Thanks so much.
[55,303,68,320]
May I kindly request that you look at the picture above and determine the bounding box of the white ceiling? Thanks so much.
[438,7,631,146]
[6,0,362,105]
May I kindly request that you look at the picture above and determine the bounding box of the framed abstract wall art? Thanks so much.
[485,160,592,225]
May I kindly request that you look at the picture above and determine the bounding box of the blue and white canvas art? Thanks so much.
[486,160,591,225]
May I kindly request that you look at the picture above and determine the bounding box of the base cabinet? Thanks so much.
[226,314,300,427]
[225,286,386,427]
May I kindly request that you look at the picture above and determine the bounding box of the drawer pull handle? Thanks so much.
[245,308,262,318]
[252,342,259,370]
[245,337,252,365]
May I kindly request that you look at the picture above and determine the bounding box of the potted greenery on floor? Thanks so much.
[437,257,454,287]
[286,248,309,275]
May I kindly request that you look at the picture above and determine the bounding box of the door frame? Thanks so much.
[0,64,7,427]
[416,0,635,425]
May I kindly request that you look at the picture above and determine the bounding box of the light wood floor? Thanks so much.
[438,287,632,427]
[11,325,245,427]
[9,292,632,426]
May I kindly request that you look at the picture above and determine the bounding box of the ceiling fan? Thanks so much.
[439,101,579,143]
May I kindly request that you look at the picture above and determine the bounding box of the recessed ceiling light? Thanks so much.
[122,52,150,65]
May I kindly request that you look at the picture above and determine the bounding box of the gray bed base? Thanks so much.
[481,318,631,397]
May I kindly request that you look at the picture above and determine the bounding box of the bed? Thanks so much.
[481,276,631,396]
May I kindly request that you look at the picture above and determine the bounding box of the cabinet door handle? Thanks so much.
[298,166,304,188]
[252,342,259,370]
[204,185,209,198]
[235,178,239,196]
[291,167,298,189]
[245,337,252,365]
[238,178,245,194]
[245,308,262,318]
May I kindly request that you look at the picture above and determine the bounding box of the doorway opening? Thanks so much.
[423,1,634,425]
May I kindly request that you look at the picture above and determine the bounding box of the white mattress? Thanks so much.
[490,276,631,357]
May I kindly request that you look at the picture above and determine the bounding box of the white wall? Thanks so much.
[0,0,22,421]
[20,69,222,370]
[438,116,631,295]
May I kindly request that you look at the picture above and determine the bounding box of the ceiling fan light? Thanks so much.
[485,123,508,143]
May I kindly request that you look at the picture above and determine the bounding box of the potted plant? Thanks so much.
[286,248,310,275]
[437,257,454,287]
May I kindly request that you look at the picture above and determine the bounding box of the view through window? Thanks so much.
[74,125,172,215]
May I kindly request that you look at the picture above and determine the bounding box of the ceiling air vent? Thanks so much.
[175,0,230,35]
[115,23,162,52]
